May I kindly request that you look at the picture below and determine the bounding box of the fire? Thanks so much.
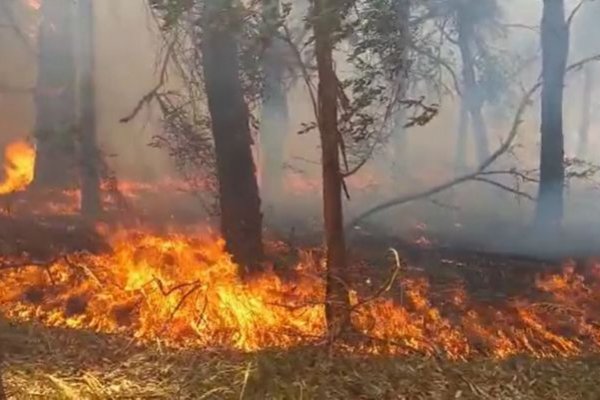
[0,140,35,195]
[24,0,41,11]
[1,227,600,358]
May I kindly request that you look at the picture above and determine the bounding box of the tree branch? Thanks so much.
[119,38,175,123]
[346,54,600,231]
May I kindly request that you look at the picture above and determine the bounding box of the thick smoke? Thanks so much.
[1,0,600,257]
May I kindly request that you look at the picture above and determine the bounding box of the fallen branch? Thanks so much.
[347,54,600,231]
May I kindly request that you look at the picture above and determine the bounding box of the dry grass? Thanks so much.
[2,320,600,399]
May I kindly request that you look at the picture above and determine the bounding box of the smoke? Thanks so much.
[1,0,600,257]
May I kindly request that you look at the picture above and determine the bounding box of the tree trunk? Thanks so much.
[201,0,264,272]
[313,0,351,336]
[536,0,568,228]
[454,99,470,174]
[33,0,77,188]
[260,0,289,219]
[456,8,490,165]
[77,0,102,218]
[577,64,594,159]
[389,0,411,180]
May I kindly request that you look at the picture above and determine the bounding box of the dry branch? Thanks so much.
[347,54,600,231]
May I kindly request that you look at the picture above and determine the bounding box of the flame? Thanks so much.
[1,228,600,358]
[24,0,41,11]
[0,140,35,195]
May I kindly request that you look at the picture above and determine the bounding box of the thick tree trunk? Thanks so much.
[536,0,568,228]
[202,0,264,272]
[577,65,594,159]
[456,8,490,165]
[313,0,351,336]
[33,0,77,188]
[260,0,289,218]
[78,0,102,218]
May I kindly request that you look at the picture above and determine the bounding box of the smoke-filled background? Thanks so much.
[0,0,599,257]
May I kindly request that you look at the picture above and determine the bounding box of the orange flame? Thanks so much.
[1,228,600,358]
[0,140,35,195]
[24,0,41,11]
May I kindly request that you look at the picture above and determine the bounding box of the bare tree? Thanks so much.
[260,0,290,218]
[536,0,568,228]
[455,2,491,166]
[201,0,264,271]
[33,0,77,188]
[577,64,594,159]
[77,0,102,217]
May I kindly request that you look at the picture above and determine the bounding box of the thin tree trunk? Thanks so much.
[313,0,351,336]
[260,0,289,218]
[389,0,411,180]
[78,0,102,217]
[33,0,77,188]
[536,0,568,228]
[202,0,264,272]
[456,8,490,165]
[577,64,594,159]
[454,99,470,174]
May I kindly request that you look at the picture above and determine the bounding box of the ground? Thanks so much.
[2,320,600,399]
[1,216,600,399]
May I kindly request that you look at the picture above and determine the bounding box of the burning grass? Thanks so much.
[1,226,600,360]
[0,140,599,397]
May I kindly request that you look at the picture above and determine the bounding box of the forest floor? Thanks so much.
[2,321,600,400]
[1,216,600,399]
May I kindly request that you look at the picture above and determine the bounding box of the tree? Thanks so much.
[202,0,264,271]
[312,0,351,335]
[77,0,102,217]
[33,0,77,188]
[260,0,290,219]
[577,64,594,159]
[455,1,492,168]
[536,0,568,228]
[572,0,600,159]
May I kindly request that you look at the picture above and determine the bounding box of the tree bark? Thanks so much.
[313,0,351,336]
[577,64,594,159]
[260,0,289,218]
[201,0,264,272]
[456,7,490,166]
[536,0,568,228]
[33,0,77,188]
[77,0,102,218]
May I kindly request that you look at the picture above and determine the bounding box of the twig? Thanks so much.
[349,248,403,313]
[119,38,176,123]
[63,255,102,286]
[0,0,35,55]
[471,177,536,201]
[567,0,588,27]
[159,282,202,334]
